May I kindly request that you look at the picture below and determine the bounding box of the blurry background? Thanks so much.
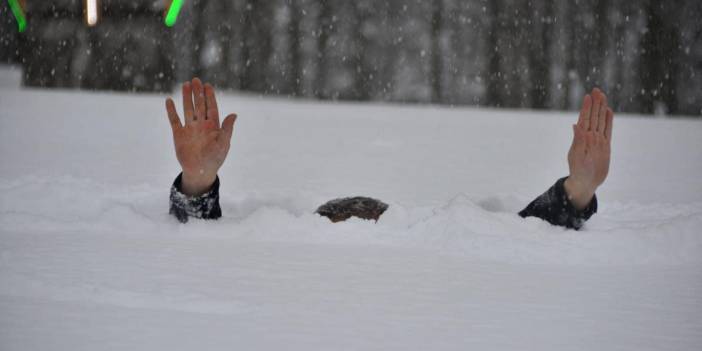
[1,0,701,116]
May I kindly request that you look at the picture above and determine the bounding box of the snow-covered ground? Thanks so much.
[1,66,701,350]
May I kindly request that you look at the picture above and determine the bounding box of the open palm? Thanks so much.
[166,78,237,196]
[565,88,614,209]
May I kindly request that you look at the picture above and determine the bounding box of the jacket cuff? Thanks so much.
[169,173,222,223]
[518,176,598,230]
[555,176,598,227]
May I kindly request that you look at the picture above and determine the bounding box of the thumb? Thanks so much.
[221,113,238,140]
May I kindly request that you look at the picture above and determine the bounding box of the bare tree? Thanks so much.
[640,0,681,114]
[288,0,302,96]
[528,0,553,109]
[315,0,332,98]
[352,1,371,100]
[431,0,443,103]
[485,0,503,107]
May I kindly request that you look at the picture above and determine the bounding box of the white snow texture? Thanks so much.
[1,67,701,350]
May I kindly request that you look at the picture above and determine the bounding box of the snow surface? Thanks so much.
[1,66,702,350]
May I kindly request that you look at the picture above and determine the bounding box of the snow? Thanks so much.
[1,66,701,350]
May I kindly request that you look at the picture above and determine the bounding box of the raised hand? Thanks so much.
[565,88,614,210]
[166,78,237,196]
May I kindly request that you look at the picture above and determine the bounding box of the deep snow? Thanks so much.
[1,66,701,350]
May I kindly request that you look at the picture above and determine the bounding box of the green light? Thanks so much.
[165,0,184,27]
[8,0,27,33]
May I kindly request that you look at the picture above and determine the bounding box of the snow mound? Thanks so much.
[2,176,701,266]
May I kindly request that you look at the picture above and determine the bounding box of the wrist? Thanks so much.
[181,170,217,196]
[564,177,596,211]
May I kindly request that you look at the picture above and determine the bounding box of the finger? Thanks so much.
[596,93,608,134]
[204,83,220,127]
[182,82,195,123]
[589,88,602,131]
[605,108,614,141]
[572,124,586,152]
[165,98,182,131]
[585,130,596,149]
[577,94,592,130]
[221,113,238,141]
[192,77,206,121]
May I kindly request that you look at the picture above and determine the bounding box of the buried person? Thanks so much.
[165,78,613,230]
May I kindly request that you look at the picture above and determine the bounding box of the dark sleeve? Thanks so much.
[518,177,597,230]
[169,173,222,223]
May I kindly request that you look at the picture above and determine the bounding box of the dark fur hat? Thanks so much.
[316,197,388,223]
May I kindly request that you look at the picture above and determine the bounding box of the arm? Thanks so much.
[519,177,597,230]
[169,172,221,223]
[165,78,237,223]
[520,88,614,230]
